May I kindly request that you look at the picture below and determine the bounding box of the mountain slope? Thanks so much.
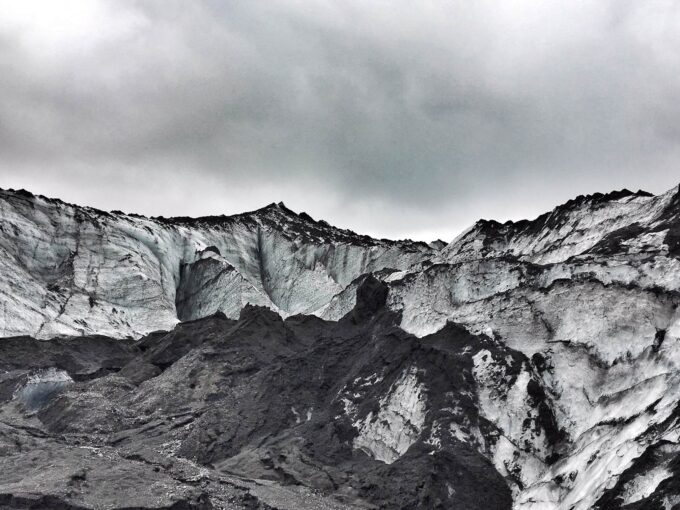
[1,279,516,510]
[318,185,680,508]
[3,183,680,509]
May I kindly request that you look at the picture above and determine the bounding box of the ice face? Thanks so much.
[16,368,73,411]
[0,190,432,339]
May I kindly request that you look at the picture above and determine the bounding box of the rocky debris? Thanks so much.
[0,279,516,509]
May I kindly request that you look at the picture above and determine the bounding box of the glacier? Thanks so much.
[1,184,680,509]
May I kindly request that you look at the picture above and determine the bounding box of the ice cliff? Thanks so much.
[0,189,432,338]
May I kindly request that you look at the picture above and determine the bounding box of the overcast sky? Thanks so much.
[1,0,679,240]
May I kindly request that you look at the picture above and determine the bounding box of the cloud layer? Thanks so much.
[1,0,679,240]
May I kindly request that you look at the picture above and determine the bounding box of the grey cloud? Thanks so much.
[0,0,679,240]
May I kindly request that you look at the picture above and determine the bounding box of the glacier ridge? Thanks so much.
[0,189,433,338]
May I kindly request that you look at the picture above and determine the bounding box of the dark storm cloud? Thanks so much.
[1,0,679,240]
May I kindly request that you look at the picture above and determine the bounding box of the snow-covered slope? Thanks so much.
[0,189,433,338]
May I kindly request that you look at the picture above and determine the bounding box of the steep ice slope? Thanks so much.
[319,184,680,509]
[322,185,680,332]
[0,189,433,338]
